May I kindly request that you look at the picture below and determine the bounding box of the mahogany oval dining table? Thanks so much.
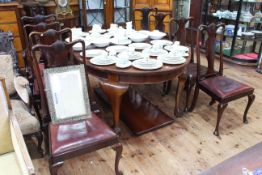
[74,49,191,135]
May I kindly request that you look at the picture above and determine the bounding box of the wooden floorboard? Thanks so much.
[30,56,262,175]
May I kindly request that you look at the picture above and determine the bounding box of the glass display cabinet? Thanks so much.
[80,0,131,29]
[201,0,262,66]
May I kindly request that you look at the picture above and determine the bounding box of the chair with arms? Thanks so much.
[0,77,35,175]
[31,40,123,175]
[0,31,43,155]
[190,23,255,137]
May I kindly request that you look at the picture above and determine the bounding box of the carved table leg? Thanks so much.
[100,81,129,134]
[174,74,187,118]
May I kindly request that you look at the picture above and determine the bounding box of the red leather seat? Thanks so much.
[199,76,254,100]
[186,63,208,79]
[50,113,118,156]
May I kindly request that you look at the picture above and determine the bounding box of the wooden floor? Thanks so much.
[31,56,262,175]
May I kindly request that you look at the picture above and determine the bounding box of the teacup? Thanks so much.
[117,52,129,65]
[110,24,118,31]
[92,24,102,32]
[152,43,162,51]
[126,21,133,30]
[170,48,187,56]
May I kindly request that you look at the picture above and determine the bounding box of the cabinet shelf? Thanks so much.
[202,0,262,66]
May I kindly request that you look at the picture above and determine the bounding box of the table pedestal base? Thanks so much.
[95,88,174,136]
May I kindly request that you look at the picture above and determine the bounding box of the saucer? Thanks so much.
[118,51,143,60]
[142,48,168,57]
[81,49,108,57]
[132,58,163,70]
[111,38,132,45]
[90,55,116,66]
[106,45,129,53]
[129,43,151,50]
[115,60,132,68]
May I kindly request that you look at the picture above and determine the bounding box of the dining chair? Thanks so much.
[31,40,123,175]
[190,23,255,137]
[149,12,172,32]
[0,31,43,156]
[162,17,195,98]
[134,7,158,30]
[21,14,58,81]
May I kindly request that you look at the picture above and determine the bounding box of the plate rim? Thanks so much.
[132,58,163,70]
[90,56,116,66]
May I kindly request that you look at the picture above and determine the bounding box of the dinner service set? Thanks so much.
[213,10,254,22]
[71,23,188,70]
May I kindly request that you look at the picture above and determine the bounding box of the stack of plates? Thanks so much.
[111,38,132,45]
[80,49,108,57]
[129,43,151,50]
[158,54,186,65]
[132,58,163,70]
[164,45,189,51]
[118,51,143,60]
[106,45,129,53]
[150,40,173,46]
[142,48,168,57]
[90,55,116,66]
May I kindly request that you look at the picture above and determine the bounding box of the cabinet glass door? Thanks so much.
[114,0,131,24]
[86,0,105,26]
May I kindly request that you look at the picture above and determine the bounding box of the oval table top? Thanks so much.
[74,50,191,84]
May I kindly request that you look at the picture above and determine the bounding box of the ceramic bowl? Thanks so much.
[149,30,166,40]
[92,37,110,47]
[128,32,148,42]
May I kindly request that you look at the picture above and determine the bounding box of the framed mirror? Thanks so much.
[44,65,91,123]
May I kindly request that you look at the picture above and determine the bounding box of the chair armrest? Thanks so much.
[10,114,35,175]
[14,76,30,104]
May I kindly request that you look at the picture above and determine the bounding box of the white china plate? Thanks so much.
[111,38,132,45]
[73,43,85,51]
[106,45,129,53]
[150,40,173,46]
[89,29,107,34]
[132,59,163,70]
[80,49,108,57]
[118,51,143,60]
[90,55,116,66]
[164,45,189,52]
[142,48,168,57]
[129,43,151,50]
[158,54,186,65]
[115,60,132,68]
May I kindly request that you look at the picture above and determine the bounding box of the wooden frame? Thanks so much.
[43,64,91,123]
[0,77,35,175]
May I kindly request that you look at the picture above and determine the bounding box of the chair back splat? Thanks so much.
[169,17,194,45]
[196,23,225,81]
[134,7,158,30]
[150,12,171,32]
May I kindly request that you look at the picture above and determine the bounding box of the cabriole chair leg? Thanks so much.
[243,94,255,123]
[213,103,228,138]
[113,143,123,175]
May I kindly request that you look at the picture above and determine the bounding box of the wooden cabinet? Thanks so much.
[151,0,172,11]
[0,3,24,68]
[133,0,173,32]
